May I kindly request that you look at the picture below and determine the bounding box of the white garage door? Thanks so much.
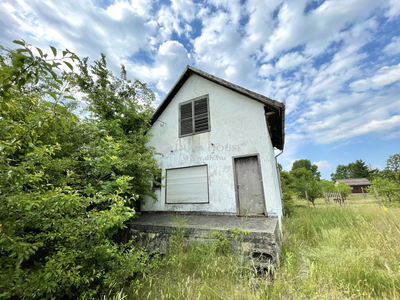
[166,165,209,204]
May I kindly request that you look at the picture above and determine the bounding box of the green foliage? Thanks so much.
[335,182,352,198]
[0,189,148,299]
[373,168,397,181]
[211,231,232,255]
[0,40,157,299]
[372,153,400,182]
[319,179,336,193]
[111,199,400,300]
[369,177,400,202]
[211,227,249,255]
[74,54,159,205]
[126,226,256,300]
[291,159,321,179]
[280,171,295,215]
[330,164,351,181]
[278,201,400,299]
[331,159,376,181]
[290,168,322,206]
[386,153,400,173]
[349,159,377,178]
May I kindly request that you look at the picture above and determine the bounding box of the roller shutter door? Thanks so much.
[166,165,209,204]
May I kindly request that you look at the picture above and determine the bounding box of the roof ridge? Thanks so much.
[150,65,285,150]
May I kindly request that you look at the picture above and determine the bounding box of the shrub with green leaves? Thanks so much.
[335,182,352,198]
[369,177,400,202]
[0,40,158,299]
[290,168,322,206]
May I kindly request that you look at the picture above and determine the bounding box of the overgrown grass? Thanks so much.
[271,196,400,299]
[122,224,259,300]
[104,195,400,299]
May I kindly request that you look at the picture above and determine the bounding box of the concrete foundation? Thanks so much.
[120,213,281,269]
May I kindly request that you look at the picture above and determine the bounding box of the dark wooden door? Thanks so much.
[234,156,265,215]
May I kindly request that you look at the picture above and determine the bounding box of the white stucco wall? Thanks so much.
[142,74,283,222]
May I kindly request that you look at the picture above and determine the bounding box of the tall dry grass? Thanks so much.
[269,196,400,299]
[104,195,400,299]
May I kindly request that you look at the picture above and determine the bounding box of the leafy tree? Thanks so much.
[331,164,351,181]
[319,180,336,193]
[386,153,400,173]
[74,54,159,206]
[331,159,376,181]
[369,178,400,202]
[372,168,397,181]
[348,159,374,179]
[277,162,283,172]
[396,171,400,185]
[291,168,322,207]
[292,159,321,179]
[280,170,294,214]
[336,182,352,199]
[373,154,400,182]
[0,40,157,299]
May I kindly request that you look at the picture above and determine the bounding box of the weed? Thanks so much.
[102,196,400,300]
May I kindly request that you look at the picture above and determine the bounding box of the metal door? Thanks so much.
[234,156,265,215]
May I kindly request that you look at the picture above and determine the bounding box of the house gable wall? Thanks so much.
[142,74,282,220]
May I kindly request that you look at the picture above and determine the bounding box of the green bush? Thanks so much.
[0,40,158,299]
[369,177,400,202]
[0,189,150,299]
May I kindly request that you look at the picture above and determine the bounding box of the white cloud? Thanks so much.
[275,52,307,70]
[386,0,400,19]
[151,41,191,93]
[171,0,197,22]
[350,64,400,92]
[258,64,275,77]
[1,0,399,169]
[285,94,302,115]
[106,0,151,19]
[384,36,400,55]
[314,160,333,169]
[263,0,388,61]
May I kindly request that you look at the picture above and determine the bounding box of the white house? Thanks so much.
[142,66,285,223]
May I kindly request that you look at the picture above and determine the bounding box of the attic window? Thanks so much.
[179,96,210,137]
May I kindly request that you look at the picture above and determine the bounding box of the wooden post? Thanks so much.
[361,187,366,199]
[374,187,383,207]
[338,189,344,206]
[305,191,310,207]
[322,188,328,204]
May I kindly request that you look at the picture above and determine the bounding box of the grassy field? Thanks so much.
[108,195,400,300]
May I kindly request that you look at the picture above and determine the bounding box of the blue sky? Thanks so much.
[1,0,399,179]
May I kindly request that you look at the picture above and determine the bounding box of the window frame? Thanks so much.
[178,95,211,138]
[152,169,162,189]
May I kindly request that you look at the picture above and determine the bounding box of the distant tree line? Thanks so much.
[330,159,377,181]
[279,154,400,213]
[369,154,400,202]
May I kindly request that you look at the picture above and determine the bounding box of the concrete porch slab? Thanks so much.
[129,213,278,232]
[121,213,282,268]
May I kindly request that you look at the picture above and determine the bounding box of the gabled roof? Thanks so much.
[151,65,285,150]
[335,178,371,185]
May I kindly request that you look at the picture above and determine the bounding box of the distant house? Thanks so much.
[142,66,285,224]
[335,178,371,194]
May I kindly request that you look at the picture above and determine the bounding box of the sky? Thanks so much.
[1,0,399,179]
